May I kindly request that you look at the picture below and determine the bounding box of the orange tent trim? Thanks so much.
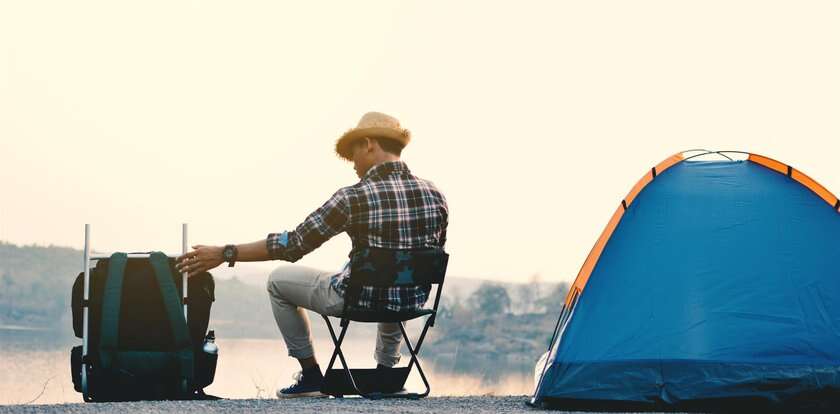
[748,153,839,210]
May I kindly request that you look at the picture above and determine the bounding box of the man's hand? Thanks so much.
[176,245,225,278]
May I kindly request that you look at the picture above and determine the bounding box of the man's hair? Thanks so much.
[373,137,404,156]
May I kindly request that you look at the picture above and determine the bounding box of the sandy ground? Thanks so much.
[0,396,617,414]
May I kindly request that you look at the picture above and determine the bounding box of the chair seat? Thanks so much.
[341,308,435,323]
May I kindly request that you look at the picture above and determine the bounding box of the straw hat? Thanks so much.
[335,112,411,160]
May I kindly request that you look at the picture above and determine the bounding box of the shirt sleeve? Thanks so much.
[266,188,352,262]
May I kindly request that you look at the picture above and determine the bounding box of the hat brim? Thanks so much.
[335,127,411,161]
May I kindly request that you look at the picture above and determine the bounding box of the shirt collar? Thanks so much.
[362,160,410,181]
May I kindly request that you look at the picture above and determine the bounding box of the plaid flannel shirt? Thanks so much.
[266,161,448,312]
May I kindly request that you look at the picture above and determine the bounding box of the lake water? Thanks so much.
[0,328,534,405]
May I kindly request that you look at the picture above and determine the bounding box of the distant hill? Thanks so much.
[209,262,566,316]
[0,242,79,331]
[0,242,569,332]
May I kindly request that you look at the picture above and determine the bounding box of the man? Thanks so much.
[175,111,448,398]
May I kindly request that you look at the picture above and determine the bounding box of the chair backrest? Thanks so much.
[348,247,449,287]
[343,247,449,314]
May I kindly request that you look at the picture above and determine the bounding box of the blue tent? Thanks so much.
[531,151,840,411]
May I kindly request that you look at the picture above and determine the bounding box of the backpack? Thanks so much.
[70,252,217,401]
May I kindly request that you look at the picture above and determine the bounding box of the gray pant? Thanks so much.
[266,265,403,367]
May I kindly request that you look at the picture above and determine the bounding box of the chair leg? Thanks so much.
[322,315,344,373]
[405,317,434,373]
[321,315,379,399]
[398,321,431,398]
[322,315,435,399]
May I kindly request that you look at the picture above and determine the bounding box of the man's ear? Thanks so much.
[363,136,375,153]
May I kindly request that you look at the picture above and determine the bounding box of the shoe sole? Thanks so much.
[275,390,328,399]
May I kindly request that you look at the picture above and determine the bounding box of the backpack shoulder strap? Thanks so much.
[99,252,128,370]
[148,252,195,384]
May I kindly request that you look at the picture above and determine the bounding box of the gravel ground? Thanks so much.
[0,396,640,414]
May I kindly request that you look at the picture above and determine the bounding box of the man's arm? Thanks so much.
[234,238,273,262]
[175,238,271,277]
[263,188,351,262]
[175,188,351,277]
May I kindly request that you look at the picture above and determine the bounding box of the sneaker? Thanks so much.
[276,370,327,398]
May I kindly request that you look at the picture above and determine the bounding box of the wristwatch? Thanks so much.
[222,244,238,267]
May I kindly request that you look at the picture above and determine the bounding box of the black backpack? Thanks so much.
[70,252,217,401]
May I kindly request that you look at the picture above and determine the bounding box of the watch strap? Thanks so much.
[224,244,238,267]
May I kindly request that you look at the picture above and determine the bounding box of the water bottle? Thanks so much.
[203,330,218,355]
[201,330,218,385]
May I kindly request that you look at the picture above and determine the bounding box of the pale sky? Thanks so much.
[1,1,838,284]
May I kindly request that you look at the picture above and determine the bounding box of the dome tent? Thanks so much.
[531,151,840,412]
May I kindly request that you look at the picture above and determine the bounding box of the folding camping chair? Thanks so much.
[320,247,449,399]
